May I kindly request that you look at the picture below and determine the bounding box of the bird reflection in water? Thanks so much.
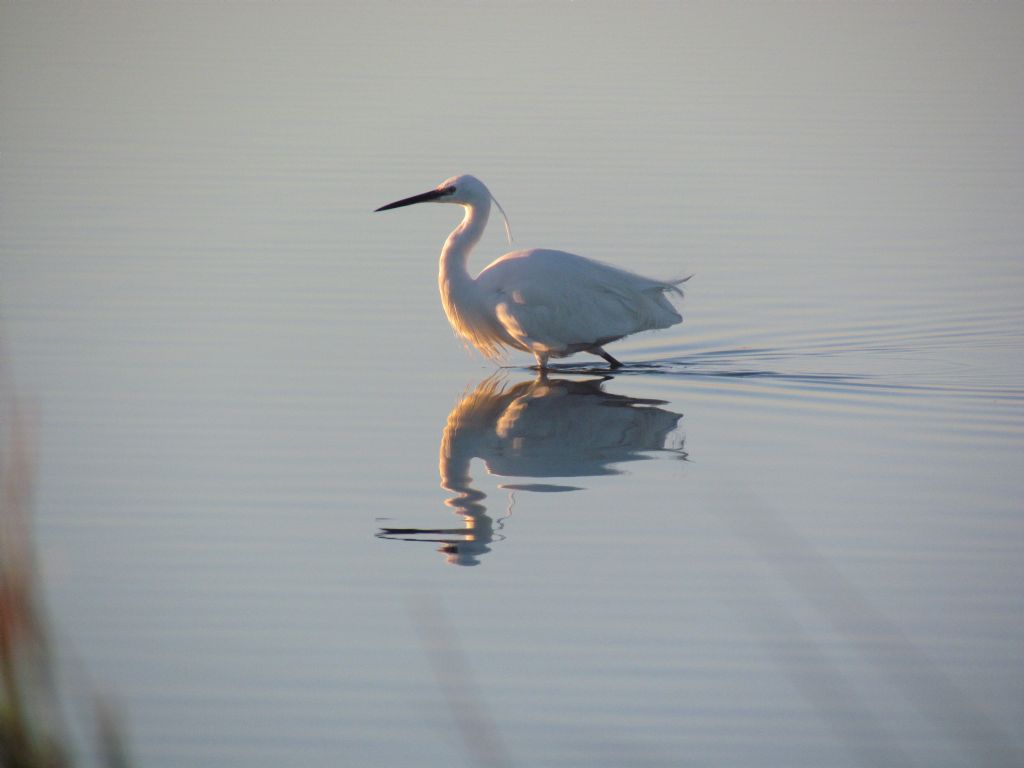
[377,373,685,565]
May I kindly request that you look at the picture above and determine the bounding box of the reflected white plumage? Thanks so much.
[375,174,686,369]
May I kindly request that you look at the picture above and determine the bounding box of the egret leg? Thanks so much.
[534,351,550,370]
[591,347,623,369]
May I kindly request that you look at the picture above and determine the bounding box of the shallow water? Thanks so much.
[2,4,1023,767]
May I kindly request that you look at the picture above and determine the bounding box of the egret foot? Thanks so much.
[591,347,623,369]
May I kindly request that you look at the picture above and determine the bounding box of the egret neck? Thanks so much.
[437,195,494,353]
[440,196,489,300]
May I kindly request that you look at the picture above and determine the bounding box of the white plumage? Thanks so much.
[376,174,686,369]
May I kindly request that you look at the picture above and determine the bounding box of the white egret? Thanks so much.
[375,174,687,369]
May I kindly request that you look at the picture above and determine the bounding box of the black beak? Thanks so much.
[375,187,449,212]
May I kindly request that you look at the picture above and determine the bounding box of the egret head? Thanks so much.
[436,174,491,205]
[375,174,513,243]
[375,174,486,211]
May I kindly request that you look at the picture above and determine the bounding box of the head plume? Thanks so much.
[490,193,513,245]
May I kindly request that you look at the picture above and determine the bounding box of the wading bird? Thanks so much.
[375,174,686,369]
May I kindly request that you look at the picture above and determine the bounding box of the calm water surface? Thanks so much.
[2,4,1022,767]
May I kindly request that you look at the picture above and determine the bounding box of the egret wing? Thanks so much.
[477,249,682,355]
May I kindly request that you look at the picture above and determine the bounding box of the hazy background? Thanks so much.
[2,3,1022,766]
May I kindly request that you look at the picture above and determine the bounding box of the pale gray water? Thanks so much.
[1,3,1023,767]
